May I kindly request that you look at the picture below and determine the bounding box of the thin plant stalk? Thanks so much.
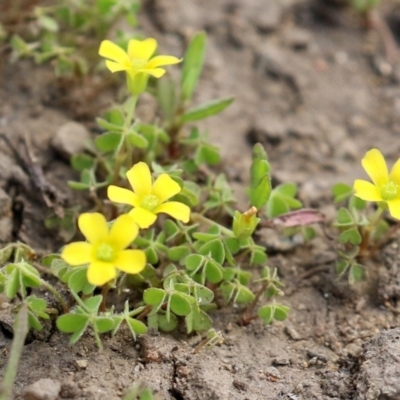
[0,303,29,400]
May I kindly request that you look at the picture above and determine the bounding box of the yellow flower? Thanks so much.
[354,148,400,219]
[99,38,181,94]
[61,213,146,286]
[108,162,190,229]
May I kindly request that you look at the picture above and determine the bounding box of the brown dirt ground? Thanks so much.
[2,0,400,399]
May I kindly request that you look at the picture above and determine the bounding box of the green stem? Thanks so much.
[89,188,104,213]
[136,304,153,321]
[367,206,384,232]
[40,279,69,313]
[0,303,29,400]
[124,95,138,129]
[112,95,138,185]
[91,320,103,351]
[359,206,385,256]
[100,282,113,312]
[191,212,234,237]
[243,279,270,324]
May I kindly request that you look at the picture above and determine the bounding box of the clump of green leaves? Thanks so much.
[332,183,388,283]
[0,244,65,332]
[0,30,310,351]
[4,0,140,76]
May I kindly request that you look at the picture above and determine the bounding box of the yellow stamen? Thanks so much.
[381,181,398,201]
[140,194,159,211]
[96,243,115,262]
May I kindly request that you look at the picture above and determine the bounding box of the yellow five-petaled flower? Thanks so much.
[99,38,181,94]
[61,213,146,286]
[354,148,400,219]
[108,162,190,229]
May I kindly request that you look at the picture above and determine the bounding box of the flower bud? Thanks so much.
[232,207,260,239]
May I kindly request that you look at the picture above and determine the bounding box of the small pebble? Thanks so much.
[22,378,61,400]
[344,343,363,358]
[273,357,290,366]
[52,121,91,161]
[75,359,88,369]
[232,379,248,391]
[265,366,281,379]
[284,326,301,340]
[282,27,311,50]
[307,349,328,363]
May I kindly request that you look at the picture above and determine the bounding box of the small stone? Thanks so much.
[22,378,61,400]
[284,326,301,340]
[308,356,318,366]
[344,343,363,358]
[52,122,91,161]
[176,366,191,377]
[232,379,248,391]
[265,366,281,379]
[133,363,143,373]
[282,27,311,50]
[272,357,290,366]
[307,349,328,363]
[75,359,88,369]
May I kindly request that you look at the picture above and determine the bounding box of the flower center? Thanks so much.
[140,194,159,211]
[96,243,115,262]
[381,181,399,201]
[130,58,147,70]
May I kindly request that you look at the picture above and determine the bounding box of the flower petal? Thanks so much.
[78,213,108,244]
[388,199,400,220]
[114,249,146,274]
[126,162,152,198]
[127,38,157,61]
[129,207,157,229]
[87,261,116,286]
[353,180,382,201]
[108,186,139,207]
[389,158,400,183]
[108,214,139,250]
[154,201,190,223]
[61,242,92,266]
[105,60,128,73]
[99,40,130,66]
[151,174,181,203]
[146,55,182,69]
[361,149,389,188]
[138,68,165,78]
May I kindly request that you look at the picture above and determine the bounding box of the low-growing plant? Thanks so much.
[0,31,302,352]
[333,148,400,283]
[2,0,140,76]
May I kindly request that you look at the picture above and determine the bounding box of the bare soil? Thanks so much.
[2,0,400,399]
